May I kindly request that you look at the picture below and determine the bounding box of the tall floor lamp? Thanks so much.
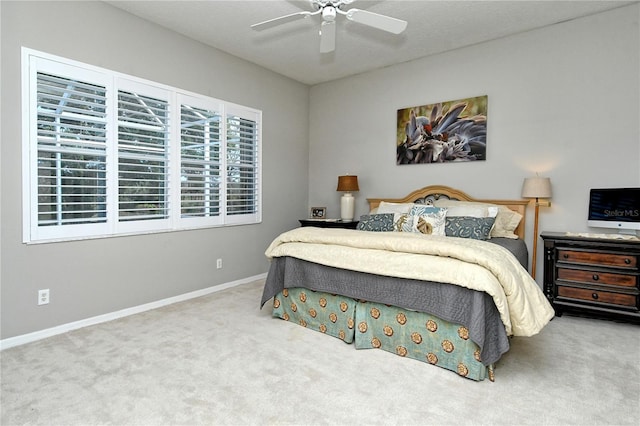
[521,176,552,280]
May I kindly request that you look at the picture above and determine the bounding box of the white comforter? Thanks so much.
[265,227,554,337]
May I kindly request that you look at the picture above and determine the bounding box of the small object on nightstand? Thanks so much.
[310,206,327,218]
[299,219,359,229]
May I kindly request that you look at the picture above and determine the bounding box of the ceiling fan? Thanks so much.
[251,0,408,53]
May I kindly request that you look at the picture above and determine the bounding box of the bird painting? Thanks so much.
[396,96,487,165]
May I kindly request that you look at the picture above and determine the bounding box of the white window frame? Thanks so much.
[22,48,262,244]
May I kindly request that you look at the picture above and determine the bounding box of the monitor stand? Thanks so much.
[618,229,640,238]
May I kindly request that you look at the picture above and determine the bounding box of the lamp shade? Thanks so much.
[521,177,552,199]
[337,175,359,192]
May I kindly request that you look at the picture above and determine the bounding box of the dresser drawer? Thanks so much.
[557,286,637,308]
[557,249,637,269]
[557,268,638,288]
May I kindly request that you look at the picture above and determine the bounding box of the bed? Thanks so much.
[260,185,554,381]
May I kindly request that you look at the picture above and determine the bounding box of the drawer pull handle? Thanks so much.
[592,293,599,300]
[592,274,599,281]
[563,254,569,259]
[625,258,631,265]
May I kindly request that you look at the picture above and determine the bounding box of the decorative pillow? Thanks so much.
[392,212,413,232]
[491,206,523,239]
[434,199,494,217]
[441,204,493,218]
[409,205,444,216]
[445,216,496,240]
[377,201,414,215]
[357,214,395,232]
[434,200,521,239]
[407,205,447,236]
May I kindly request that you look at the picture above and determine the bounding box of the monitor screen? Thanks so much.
[587,188,640,232]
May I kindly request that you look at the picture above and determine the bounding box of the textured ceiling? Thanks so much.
[105,0,637,85]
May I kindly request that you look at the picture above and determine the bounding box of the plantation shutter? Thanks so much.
[180,102,222,219]
[25,49,262,243]
[117,89,169,222]
[226,111,259,219]
[35,72,108,228]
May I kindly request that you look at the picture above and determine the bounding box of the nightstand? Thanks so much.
[541,232,640,323]
[299,219,359,229]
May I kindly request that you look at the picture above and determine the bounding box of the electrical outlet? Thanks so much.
[216,258,223,269]
[38,289,50,305]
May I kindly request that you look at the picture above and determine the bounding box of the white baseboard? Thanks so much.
[0,273,267,351]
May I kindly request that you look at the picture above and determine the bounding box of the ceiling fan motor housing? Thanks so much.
[322,6,337,21]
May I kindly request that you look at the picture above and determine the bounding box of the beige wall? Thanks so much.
[0,1,310,339]
[307,4,640,280]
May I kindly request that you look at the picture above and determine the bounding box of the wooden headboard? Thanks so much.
[367,185,528,240]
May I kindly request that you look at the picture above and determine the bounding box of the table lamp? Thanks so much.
[337,175,359,221]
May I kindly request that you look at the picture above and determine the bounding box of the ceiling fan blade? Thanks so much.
[345,9,408,34]
[251,11,312,31]
[319,20,336,53]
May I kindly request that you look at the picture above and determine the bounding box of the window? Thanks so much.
[226,110,259,217]
[179,100,222,221]
[23,49,261,243]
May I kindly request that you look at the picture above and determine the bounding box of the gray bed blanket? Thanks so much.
[261,256,511,366]
[488,237,528,269]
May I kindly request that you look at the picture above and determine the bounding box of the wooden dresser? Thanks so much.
[541,232,640,323]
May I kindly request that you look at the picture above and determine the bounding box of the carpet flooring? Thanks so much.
[1,279,638,425]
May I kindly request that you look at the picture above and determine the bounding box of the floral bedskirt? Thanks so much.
[272,287,494,381]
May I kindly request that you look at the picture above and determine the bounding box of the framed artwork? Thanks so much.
[396,95,488,165]
[310,207,327,219]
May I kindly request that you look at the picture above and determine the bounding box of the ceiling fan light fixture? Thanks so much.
[322,6,337,22]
